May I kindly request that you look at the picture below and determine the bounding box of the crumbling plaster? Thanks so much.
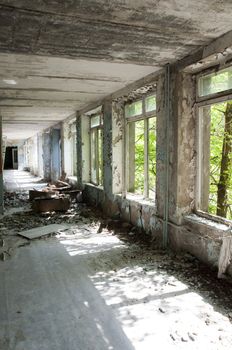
[168,71,196,224]
[1,1,232,65]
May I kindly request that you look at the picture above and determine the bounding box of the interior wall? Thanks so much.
[51,127,61,182]
[80,69,232,277]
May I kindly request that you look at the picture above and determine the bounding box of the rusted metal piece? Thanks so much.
[29,190,57,201]
[32,197,70,212]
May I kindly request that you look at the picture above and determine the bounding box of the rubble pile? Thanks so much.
[4,191,29,209]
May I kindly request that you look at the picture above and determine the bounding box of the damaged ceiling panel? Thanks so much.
[0,1,232,65]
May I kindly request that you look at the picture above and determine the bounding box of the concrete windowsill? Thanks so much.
[115,192,156,208]
[84,182,104,191]
[67,176,77,182]
[184,213,231,240]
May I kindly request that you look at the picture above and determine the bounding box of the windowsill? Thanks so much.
[116,192,156,208]
[67,175,77,182]
[184,213,231,240]
[84,182,104,190]
[195,210,232,227]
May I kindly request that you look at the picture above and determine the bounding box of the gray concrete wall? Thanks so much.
[76,114,82,188]
[51,127,61,182]
[42,131,51,181]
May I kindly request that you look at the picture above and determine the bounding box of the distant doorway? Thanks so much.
[4,146,18,169]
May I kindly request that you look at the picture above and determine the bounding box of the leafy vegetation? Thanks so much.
[134,117,156,197]
[209,101,232,220]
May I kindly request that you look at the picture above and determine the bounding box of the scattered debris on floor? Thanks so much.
[1,188,232,348]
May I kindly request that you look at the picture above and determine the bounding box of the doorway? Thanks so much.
[4,146,18,169]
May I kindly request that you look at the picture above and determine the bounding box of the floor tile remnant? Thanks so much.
[17,224,69,240]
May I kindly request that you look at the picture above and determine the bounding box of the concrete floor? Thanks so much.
[1,171,232,350]
[3,170,47,192]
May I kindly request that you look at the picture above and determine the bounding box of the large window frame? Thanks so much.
[196,65,232,224]
[124,93,156,200]
[89,113,103,186]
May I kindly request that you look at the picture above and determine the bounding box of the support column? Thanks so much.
[76,113,82,188]
[51,127,61,182]
[103,100,113,196]
[112,100,124,194]
[81,115,90,184]
[42,131,51,181]
[169,71,196,224]
[0,115,4,214]
[156,73,166,219]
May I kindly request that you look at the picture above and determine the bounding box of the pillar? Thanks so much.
[103,100,113,196]
[0,116,4,214]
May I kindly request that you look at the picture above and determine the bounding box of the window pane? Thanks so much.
[90,130,97,183]
[134,120,145,194]
[98,129,103,185]
[125,100,142,118]
[199,101,232,220]
[91,115,100,128]
[148,117,156,198]
[145,95,156,113]
[72,134,77,176]
[199,67,232,97]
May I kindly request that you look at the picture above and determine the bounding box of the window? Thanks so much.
[197,68,232,221]
[125,94,156,199]
[198,66,232,97]
[90,114,103,185]
[70,123,77,176]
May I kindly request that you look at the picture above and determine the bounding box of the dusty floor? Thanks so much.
[1,171,232,349]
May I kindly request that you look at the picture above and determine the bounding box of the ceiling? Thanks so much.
[0,53,157,139]
[1,0,232,140]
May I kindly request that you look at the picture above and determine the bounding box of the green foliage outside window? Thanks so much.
[133,117,156,196]
[209,101,232,220]
[134,120,145,194]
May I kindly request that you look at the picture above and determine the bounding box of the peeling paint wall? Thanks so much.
[76,115,82,188]
[169,71,196,224]
[51,127,61,182]
[42,131,51,181]
[103,100,113,196]
[62,120,74,177]
[112,100,124,194]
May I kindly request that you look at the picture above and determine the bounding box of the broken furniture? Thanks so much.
[32,196,70,213]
